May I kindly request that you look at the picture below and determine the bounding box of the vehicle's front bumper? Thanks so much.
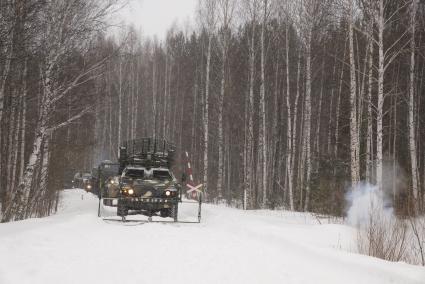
[119,197,179,210]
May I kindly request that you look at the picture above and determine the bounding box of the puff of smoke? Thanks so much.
[345,160,406,227]
[345,182,394,227]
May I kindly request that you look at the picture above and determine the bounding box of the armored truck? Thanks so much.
[92,160,120,203]
[116,138,181,221]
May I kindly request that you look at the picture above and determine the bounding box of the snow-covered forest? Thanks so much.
[2,0,425,278]
[1,0,425,231]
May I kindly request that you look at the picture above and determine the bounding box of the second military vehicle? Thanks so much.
[92,160,120,202]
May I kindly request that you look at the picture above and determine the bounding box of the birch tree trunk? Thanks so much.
[245,14,256,209]
[327,53,337,155]
[18,70,51,220]
[315,58,324,155]
[217,0,233,199]
[27,137,50,219]
[349,10,360,186]
[392,75,398,200]
[134,57,140,139]
[303,30,312,211]
[376,0,384,192]
[163,47,169,139]
[366,38,374,184]
[259,0,268,207]
[295,50,303,210]
[152,54,157,139]
[118,58,123,148]
[203,35,212,197]
[409,0,419,210]
[272,58,280,203]
[219,0,235,201]
[334,39,347,159]
[217,44,225,199]
[285,24,294,210]
[243,74,249,209]
[10,95,22,197]
[19,60,28,182]
[108,74,114,158]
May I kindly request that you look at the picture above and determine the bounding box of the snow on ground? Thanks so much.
[0,189,424,284]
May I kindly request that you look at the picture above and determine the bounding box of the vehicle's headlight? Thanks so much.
[110,180,115,185]
[87,185,92,189]
[165,188,177,197]
[121,186,133,195]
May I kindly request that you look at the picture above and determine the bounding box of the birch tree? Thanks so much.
[198,0,217,198]
[373,0,410,192]
[348,0,360,186]
[242,0,260,209]
[294,0,333,210]
[364,11,374,184]
[278,1,295,210]
[258,0,271,207]
[11,0,117,220]
[217,0,235,200]
[408,0,419,210]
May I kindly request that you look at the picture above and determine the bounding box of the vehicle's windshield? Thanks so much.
[103,163,119,171]
[125,169,145,179]
[103,164,119,177]
[152,170,172,180]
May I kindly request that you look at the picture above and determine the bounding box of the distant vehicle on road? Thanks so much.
[82,173,93,192]
[73,172,83,188]
[93,161,120,203]
[72,172,92,190]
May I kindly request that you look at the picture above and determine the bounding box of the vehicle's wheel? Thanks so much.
[171,204,178,222]
[160,209,169,218]
[117,201,128,217]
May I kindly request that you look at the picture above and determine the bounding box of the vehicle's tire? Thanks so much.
[171,204,178,222]
[117,201,128,217]
[160,209,169,218]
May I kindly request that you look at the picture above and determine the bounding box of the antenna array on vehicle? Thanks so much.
[118,138,176,173]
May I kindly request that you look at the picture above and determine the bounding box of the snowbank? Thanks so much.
[0,189,424,284]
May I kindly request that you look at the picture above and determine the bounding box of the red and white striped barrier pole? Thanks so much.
[185,151,194,184]
[185,151,197,198]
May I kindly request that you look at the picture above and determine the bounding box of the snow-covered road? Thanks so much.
[0,190,424,284]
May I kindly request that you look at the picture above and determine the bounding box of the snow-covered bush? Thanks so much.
[408,216,425,266]
[346,184,408,262]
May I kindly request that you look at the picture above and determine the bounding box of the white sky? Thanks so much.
[116,0,198,39]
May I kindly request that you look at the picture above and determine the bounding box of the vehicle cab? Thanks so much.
[119,166,179,199]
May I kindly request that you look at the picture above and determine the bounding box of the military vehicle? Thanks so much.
[92,160,120,200]
[101,176,120,206]
[72,172,92,189]
[97,138,202,224]
[115,138,181,221]
[73,172,83,188]
[82,173,93,192]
